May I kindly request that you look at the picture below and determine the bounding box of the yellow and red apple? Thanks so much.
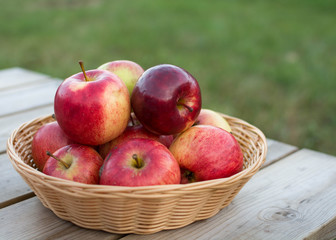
[194,108,232,132]
[169,125,244,183]
[54,62,130,145]
[98,60,144,95]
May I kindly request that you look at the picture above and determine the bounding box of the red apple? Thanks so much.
[31,121,76,171]
[131,64,202,135]
[169,125,244,183]
[43,144,103,184]
[98,124,163,159]
[194,108,232,133]
[98,60,144,95]
[99,138,181,186]
[158,135,174,148]
[54,61,131,145]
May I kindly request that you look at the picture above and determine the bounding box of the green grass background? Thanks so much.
[1,0,335,155]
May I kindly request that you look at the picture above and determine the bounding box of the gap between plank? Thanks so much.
[0,192,36,209]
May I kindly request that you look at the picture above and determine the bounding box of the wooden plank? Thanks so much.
[120,149,336,240]
[0,67,54,91]
[0,197,123,240]
[0,105,54,153]
[264,139,298,167]
[0,80,60,117]
[0,153,34,208]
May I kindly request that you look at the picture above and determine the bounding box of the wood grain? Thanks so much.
[0,67,54,91]
[0,80,60,117]
[120,149,336,240]
[0,153,34,208]
[264,139,298,167]
[0,197,122,240]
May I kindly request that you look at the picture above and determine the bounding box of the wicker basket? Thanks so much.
[7,113,267,235]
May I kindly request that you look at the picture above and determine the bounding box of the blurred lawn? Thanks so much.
[1,0,335,155]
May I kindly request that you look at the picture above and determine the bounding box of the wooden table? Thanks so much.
[1,67,335,240]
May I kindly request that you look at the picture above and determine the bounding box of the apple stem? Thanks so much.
[46,151,70,169]
[132,154,142,169]
[130,114,135,126]
[79,61,89,82]
[180,103,193,112]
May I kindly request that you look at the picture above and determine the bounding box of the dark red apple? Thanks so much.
[169,125,244,183]
[99,138,181,186]
[43,144,103,184]
[158,134,174,148]
[131,64,202,135]
[31,121,76,171]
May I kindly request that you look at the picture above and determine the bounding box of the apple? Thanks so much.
[131,64,202,135]
[169,125,244,183]
[43,144,103,184]
[158,134,174,149]
[98,60,144,95]
[100,138,181,186]
[31,121,76,171]
[125,114,175,148]
[193,108,232,133]
[54,61,131,145]
[98,124,163,159]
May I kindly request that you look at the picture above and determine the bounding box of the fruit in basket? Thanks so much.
[31,121,76,171]
[98,125,163,159]
[98,60,144,95]
[43,144,103,184]
[169,125,244,183]
[193,108,232,133]
[131,64,202,135]
[54,61,130,145]
[124,113,174,147]
[158,134,174,148]
[100,138,181,186]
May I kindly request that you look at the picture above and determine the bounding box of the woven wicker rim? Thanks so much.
[7,113,267,197]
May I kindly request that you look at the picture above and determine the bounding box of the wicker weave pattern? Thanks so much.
[7,113,267,234]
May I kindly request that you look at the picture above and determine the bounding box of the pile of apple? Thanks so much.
[31,60,244,186]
